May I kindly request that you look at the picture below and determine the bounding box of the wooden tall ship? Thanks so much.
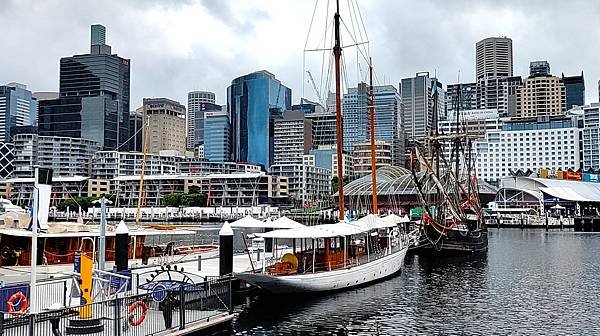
[410,84,487,253]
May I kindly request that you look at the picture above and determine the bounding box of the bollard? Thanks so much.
[115,220,129,272]
[219,222,234,276]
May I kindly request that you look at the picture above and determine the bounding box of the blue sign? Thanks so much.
[152,284,167,302]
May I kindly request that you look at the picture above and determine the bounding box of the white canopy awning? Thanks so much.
[257,221,369,239]
[383,213,410,225]
[355,214,398,230]
[540,186,599,202]
[271,216,306,229]
[319,222,368,236]
[229,215,267,228]
[258,226,337,239]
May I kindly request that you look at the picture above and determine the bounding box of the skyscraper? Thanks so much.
[476,37,513,80]
[0,83,37,143]
[446,83,477,120]
[227,70,291,168]
[186,90,216,149]
[342,83,368,151]
[562,72,585,110]
[372,85,403,165]
[341,84,402,164]
[38,24,130,150]
[474,37,516,117]
[204,111,231,162]
[400,73,444,145]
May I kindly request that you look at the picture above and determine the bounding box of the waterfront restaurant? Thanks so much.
[496,176,600,216]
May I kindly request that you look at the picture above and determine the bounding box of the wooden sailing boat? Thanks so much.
[234,0,409,293]
[410,83,488,253]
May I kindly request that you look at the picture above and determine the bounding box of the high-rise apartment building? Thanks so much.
[517,75,565,117]
[227,70,291,169]
[270,163,330,204]
[400,73,445,145]
[186,90,216,149]
[38,25,130,150]
[476,37,513,80]
[0,83,37,143]
[142,98,186,154]
[273,111,312,165]
[305,112,337,147]
[562,72,585,110]
[204,111,231,162]
[12,131,99,178]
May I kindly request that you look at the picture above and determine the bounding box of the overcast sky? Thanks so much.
[1,0,599,109]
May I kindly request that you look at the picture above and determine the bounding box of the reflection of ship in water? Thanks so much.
[409,84,487,254]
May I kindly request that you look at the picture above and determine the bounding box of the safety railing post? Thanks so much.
[179,285,185,330]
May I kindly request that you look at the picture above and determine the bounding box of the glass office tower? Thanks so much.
[227,70,291,169]
[38,25,130,150]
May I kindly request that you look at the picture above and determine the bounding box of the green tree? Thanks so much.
[163,193,183,207]
[56,196,101,211]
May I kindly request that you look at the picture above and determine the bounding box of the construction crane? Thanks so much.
[306,70,323,106]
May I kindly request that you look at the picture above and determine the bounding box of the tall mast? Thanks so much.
[368,58,378,214]
[454,83,461,202]
[334,0,345,220]
[135,110,150,225]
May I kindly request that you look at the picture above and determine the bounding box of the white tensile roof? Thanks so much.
[230,215,306,229]
[271,216,306,229]
[257,219,396,239]
[229,215,266,228]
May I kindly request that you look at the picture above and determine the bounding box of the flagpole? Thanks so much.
[29,166,40,314]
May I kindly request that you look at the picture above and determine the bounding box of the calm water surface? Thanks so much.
[232,229,600,335]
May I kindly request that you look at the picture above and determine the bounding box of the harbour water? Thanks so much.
[232,229,600,335]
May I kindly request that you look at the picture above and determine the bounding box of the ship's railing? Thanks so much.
[0,275,233,336]
[266,235,409,275]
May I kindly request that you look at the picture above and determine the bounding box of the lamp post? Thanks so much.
[93,197,113,271]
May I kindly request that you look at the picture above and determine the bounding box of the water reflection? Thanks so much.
[233,229,600,335]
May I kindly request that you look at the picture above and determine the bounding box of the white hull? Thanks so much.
[235,246,408,294]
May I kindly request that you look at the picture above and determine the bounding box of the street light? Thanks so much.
[92,196,113,271]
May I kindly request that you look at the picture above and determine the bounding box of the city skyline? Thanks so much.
[0,0,598,109]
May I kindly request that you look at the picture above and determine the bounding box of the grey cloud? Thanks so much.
[0,0,598,112]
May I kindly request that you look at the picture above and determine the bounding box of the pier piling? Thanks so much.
[219,222,234,276]
[115,220,129,271]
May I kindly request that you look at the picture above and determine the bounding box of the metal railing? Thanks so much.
[0,276,232,336]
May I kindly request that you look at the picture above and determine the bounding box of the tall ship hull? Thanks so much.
[413,226,487,254]
[236,244,407,294]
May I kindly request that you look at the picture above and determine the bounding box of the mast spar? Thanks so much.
[368,58,378,214]
[333,0,345,220]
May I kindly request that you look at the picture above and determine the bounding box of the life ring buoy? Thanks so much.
[128,300,148,326]
[7,292,28,315]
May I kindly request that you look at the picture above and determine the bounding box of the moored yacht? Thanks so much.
[235,215,410,293]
